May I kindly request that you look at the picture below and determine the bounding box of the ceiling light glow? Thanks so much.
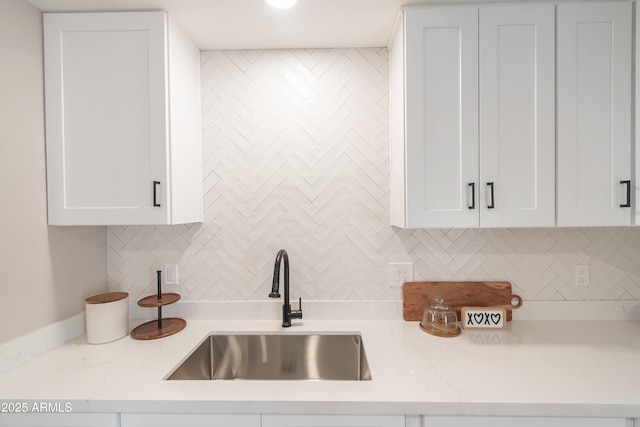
[266,0,297,9]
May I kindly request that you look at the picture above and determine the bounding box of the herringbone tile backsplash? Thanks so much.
[107,48,640,303]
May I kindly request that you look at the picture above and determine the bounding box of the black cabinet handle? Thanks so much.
[153,181,161,207]
[468,182,475,209]
[620,180,631,208]
[487,182,495,209]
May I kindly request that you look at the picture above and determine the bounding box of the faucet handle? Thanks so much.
[293,297,303,319]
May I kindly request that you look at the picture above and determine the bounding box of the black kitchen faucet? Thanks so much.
[269,249,303,327]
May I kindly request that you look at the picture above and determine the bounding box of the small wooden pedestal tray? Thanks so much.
[131,272,186,340]
[130,317,186,340]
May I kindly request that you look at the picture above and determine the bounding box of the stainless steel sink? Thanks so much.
[166,333,372,381]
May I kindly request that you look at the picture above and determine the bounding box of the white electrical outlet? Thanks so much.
[389,263,413,288]
[165,264,179,285]
[575,265,589,287]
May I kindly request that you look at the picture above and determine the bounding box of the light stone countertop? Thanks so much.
[0,317,639,417]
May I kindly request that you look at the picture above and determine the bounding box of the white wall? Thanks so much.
[0,0,107,342]
[107,49,640,305]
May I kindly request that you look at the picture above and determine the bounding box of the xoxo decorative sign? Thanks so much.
[461,307,507,330]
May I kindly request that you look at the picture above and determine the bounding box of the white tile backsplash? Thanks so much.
[107,48,640,304]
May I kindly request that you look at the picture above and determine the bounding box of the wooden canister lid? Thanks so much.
[85,292,129,304]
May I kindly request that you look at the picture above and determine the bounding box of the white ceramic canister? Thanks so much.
[85,292,129,344]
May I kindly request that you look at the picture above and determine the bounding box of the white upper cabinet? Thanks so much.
[556,2,632,227]
[389,5,555,228]
[44,12,203,226]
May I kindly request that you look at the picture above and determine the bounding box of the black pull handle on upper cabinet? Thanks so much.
[153,181,161,207]
[487,182,495,209]
[620,180,631,208]
[468,182,476,209]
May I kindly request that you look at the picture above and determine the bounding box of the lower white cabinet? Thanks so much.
[120,413,260,427]
[1,413,633,427]
[120,414,403,427]
[261,414,405,427]
[0,413,117,427]
[424,416,629,427]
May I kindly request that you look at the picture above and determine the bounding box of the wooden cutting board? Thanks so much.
[403,281,522,321]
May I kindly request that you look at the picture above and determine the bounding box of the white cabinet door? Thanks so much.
[557,2,633,227]
[262,414,405,427]
[120,413,261,427]
[392,6,479,228]
[478,5,555,228]
[44,12,202,225]
[425,416,628,427]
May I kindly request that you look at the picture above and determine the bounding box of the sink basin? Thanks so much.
[166,333,372,381]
